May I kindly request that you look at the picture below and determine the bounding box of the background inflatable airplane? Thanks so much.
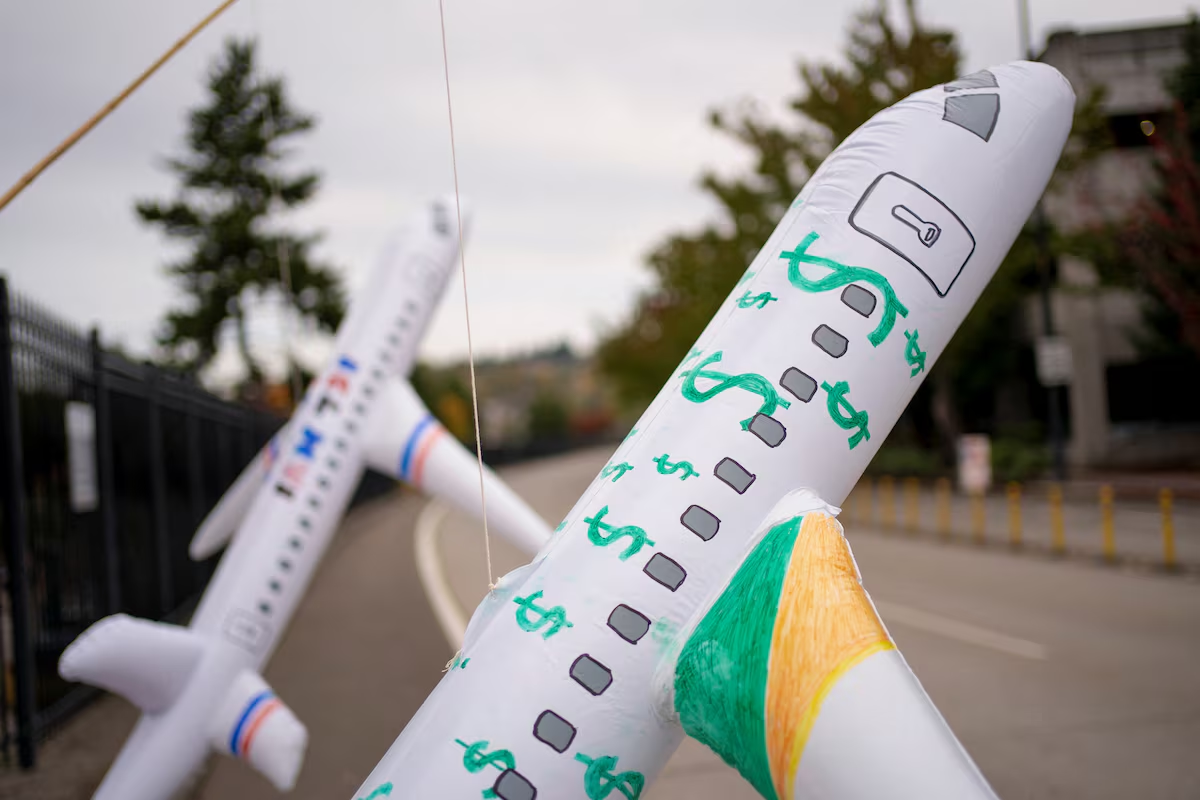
[352,61,1074,800]
[58,200,552,800]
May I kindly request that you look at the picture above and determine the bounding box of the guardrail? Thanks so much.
[845,475,1195,573]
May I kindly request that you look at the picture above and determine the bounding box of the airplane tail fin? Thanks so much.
[666,490,997,800]
[62,616,307,793]
[364,379,553,555]
[59,614,202,714]
[209,670,308,792]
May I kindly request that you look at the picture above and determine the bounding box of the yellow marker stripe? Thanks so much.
[764,513,893,800]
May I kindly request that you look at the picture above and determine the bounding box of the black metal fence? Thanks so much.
[0,277,283,768]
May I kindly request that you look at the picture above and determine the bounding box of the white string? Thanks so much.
[438,0,495,591]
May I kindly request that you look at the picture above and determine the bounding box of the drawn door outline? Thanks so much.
[848,171,976,297]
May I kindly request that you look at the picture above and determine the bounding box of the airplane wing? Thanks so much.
[363,379,552,556]
[188,424,289,560]
[61,614,307,793]
[58,614,202,714]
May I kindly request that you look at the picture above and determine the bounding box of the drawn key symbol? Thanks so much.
[891,205,940,248]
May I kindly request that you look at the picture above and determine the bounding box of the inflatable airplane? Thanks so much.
[58,200,552,800]
[352,62,1074,800]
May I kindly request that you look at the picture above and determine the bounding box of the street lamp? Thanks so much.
[1018,0,1068,481]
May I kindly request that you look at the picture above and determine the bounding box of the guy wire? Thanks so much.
[437,0,495,590]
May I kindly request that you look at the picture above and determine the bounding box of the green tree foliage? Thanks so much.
[137,38,344,383]
[527,389,570,443]
[597,0,958,410]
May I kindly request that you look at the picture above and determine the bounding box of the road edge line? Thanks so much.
[874,600,1048,660]
[414,500,467,649]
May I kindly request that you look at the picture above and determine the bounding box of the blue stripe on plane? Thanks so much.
[229,690,274,756]
[399,415,436,481]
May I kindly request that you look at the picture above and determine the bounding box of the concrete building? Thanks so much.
[1039,19,1200,469]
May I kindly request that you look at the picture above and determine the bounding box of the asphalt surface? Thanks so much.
[7,447,1198,799]
[438,448,1200,799]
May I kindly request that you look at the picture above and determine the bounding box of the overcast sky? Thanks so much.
[0,0,1193,380]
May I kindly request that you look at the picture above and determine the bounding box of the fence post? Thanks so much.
[146,373,173,615]
[903,477,920,534]
[91,330,121,614]
[1049,483,1065,555]
[1100,484,1116,562]
[880,476,895,532]
[970,491,986,544]
[858,478,874,527]
[935,477,952,538]
[1007,482,1023,548]
[0,279,38,768]
[1160,488,1175,571]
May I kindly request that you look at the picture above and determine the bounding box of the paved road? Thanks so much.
[7,447,1197,799]
[438,448,1200,799]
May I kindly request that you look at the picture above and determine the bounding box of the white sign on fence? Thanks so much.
[65,401,98,512]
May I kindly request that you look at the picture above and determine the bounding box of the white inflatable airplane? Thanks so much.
[58,201,552,800]
[353,62,1074,800]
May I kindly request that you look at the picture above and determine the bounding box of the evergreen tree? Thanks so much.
[597,0,958,410]
[137,38,344,386]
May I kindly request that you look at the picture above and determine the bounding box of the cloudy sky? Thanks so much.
[0,0,1193,379]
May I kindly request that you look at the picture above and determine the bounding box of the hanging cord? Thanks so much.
[0,0,242,215]
[438,0,495,590]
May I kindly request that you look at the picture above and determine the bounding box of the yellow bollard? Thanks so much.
[970,491,986,544]
[936,477,952,538]
[1007,482,1023,548]
[1049,483,1065,555]
[1100,484,1116,562]
[1161,488,1176,570]
[904,477,921,533]
[880,476,896,532]
[859,478,874,527]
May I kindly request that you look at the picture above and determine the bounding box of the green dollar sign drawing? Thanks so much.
[779,231,909,346]
[821,380,871,450]
[904,329,927,377]
[582,506,655,560]
[356,783,392,800]
[679,351,791,430]
[600,462,634,482]
[575,753,646,800]
[512,591,574,639]
[455,739,516,799]
[736,290,778,310]
[652,454,699,481]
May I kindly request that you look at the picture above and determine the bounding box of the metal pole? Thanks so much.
[1018,0,1068,480]
[146,373,174,615]
[1017,0,1033,60]
[0,279,38,768]
[91,330,121,613]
